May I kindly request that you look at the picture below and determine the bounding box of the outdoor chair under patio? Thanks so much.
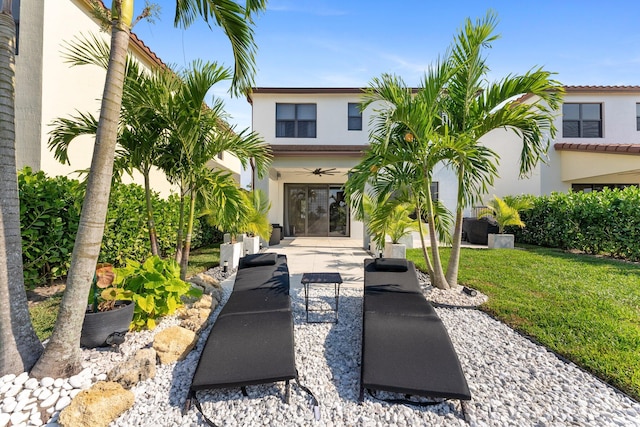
[360,258,471,410]
[185,253,318,424]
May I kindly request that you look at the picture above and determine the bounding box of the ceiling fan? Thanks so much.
[305,167,338,176]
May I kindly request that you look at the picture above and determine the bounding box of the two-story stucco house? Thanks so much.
[14,0,242,195]
[249,86,640,241]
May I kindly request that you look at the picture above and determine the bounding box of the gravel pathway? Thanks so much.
[3,266,639,426]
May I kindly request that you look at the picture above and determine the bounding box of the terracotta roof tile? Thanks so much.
[554,142,640,155]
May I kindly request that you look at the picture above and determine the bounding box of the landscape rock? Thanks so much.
[152,326,197,364]
[58,381,134,427]
[177,305,211,333]
[187,274,221,300]
[107,348,157,389]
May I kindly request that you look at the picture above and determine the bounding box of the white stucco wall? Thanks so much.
[251,91,372,145]
[14,0,44,171]
[14,0,212,197]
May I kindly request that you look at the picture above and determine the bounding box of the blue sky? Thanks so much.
[132,0,640,132]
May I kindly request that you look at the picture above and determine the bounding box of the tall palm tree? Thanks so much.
[345,65,454,289]
[0,0,44,375]
[153,61,270,279]
[48,35,180,256]
[32,0,267,379]
[440,11,563,287]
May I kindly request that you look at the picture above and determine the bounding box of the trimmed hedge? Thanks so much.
[514,187,640,261]
[18,169,214,288]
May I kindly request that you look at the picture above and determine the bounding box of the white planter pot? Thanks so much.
[488,233,515,249]
[398,233,415,249]
[384,243,407,259]
[244,236,260,255]
[220,242,242,270]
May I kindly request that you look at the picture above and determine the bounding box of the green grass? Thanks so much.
[407,246,640,400]
[29,243,222,341]
[29,295,62,341]
[186,243,221,278]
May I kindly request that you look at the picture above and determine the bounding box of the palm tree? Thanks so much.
[237,189,272,241]
[153,61,271,279]
[478,195,525,234]
[439,11,563,287]
[48,35,179,256]
[0,0,44,375]
[32,0,267,379]
[345,65,454,289]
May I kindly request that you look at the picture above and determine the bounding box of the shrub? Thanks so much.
[18,169,210,287]
[110,256,202,330]
[18,168,82,288]
[515,187,640,261]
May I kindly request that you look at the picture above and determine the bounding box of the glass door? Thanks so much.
[329,187,348,236]
[307,185,329,236]
[284,184,349,237]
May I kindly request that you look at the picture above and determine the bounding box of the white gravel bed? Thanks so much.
[4,268,639,426]
[113,281,639,427]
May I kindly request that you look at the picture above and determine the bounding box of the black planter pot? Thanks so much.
[80,300,135,348]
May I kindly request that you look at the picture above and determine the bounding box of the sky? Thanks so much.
[131,0,640,133]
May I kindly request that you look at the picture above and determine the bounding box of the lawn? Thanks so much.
[28,243,221,341]
[407,246,640,401]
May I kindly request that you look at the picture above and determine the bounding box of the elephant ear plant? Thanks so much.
[101,256,202,330]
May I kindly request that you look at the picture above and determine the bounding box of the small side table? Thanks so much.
[301,272,343,323]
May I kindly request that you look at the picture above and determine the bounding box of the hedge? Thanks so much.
[18,169,215,288]
[514,187,640,261]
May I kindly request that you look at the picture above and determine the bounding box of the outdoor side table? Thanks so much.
[301,272,343,323]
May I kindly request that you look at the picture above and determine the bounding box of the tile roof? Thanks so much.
[554,143,640,154]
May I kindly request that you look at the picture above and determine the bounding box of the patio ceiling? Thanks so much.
[554,143,640,183]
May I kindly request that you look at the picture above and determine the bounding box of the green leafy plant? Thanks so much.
[365,193,418,248]
[238,189,272,240]
[107,256,202,330]
[18,167,82,287]
[479,195,526,234]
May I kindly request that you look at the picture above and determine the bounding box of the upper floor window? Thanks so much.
[276,103,316,138]
[636,103,640,131]
[562,103,602,138]
[348,103,362,131]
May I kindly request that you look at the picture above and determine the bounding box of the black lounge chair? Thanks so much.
[360,258,471,406]
[185,253,318,423]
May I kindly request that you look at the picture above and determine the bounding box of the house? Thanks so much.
[13,0,241,195]
[249,86,640,241]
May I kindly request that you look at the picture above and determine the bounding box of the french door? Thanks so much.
[284,184,349,237]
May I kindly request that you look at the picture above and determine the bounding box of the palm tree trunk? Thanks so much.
[424,187,449,290]
[0,8,44,375]
[31,13,131,379]
[445,166,466,287]
[445,208,463,286]
[175,182,185,263]
[180,187,196,280]
[415,201,435,277]
[143,168,159,256]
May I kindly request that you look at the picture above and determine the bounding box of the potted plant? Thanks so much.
[239,189,272,254]
[479,195,530,249]
[80,263,135,348]
[366,194,418,259]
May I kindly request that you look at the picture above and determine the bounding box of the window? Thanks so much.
[13,0,19,55]
[276,103,316,138]
[572,183,635,193]
[562,103,602,137]
[348,103,362,131]
[636,103,640,131]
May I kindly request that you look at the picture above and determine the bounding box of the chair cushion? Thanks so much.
[361,311,471,400]
[190,310,296,390]
[239,252,278,268]
[375,258,408,272]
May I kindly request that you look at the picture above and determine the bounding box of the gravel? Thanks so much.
[2,266,639,426]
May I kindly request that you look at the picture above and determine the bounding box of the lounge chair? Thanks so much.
[360,258,471,406]
[185,253,318,423]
